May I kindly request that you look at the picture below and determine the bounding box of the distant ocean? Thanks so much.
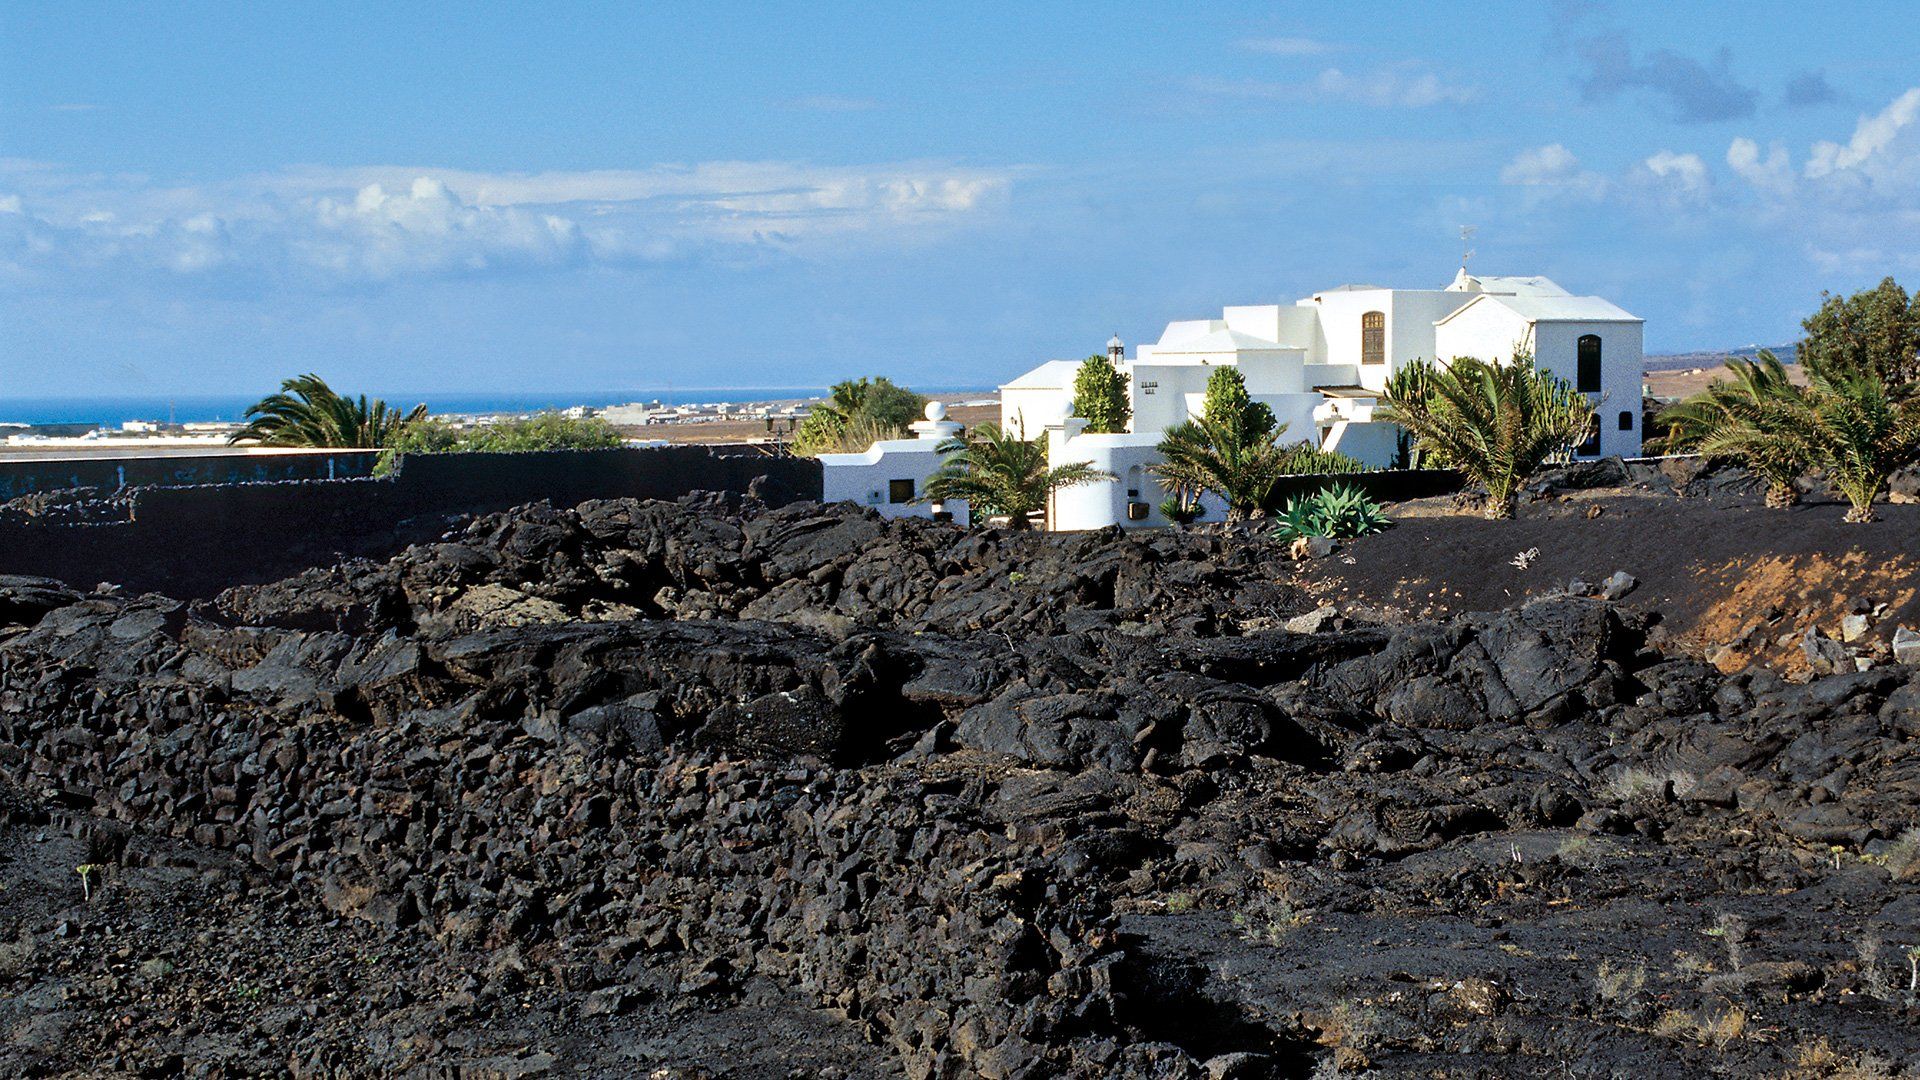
[0,387,997,427]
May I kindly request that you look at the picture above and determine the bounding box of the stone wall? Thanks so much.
[0,446,821,598]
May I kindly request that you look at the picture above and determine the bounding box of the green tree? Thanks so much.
[229,374,426,448]
[1798,277,1920,387]
[1070,353,1131,433]
[1200,366,1276,442]
[1379,353,1594,519]
[793,377,927,455]
[1651,351,1813,507]
[920,422,1111,529]
[1799,372,1920,523]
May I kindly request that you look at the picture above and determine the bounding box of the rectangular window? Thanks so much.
[1577,334,1602,392]
[1361,311,1386,365]
[887,479,915,504]
[1618,410,1633,431]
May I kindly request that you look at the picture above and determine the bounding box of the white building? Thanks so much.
[818,402,972,525]
[825,268,1643,531]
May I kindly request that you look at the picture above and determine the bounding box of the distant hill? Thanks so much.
[1644,343,1797,372]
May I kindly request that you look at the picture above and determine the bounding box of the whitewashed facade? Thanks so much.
[823,268,1644,530]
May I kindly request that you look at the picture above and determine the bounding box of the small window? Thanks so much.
[1618,410,1634,431]
[1577,334,1602,392]
[1361,311,1386,365]
[887,479,915,504]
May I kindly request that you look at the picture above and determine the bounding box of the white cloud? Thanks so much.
[0,159,1020,285]
[1725,138,1794,196]
[1805,87,1920,179]
[1500,144,1610,199]
[1637,150,1711,196]
[1238,36,1336,57]
[1192,65,1478,109]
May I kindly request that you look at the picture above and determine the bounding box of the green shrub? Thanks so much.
[1274,443,1373,475]
[1270,483,1390,542]
[377,411,624,473]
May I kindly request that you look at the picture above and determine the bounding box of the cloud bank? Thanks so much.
[0,159,1019,287]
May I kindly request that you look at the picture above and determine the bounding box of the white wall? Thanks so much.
[1044,426,1227,531]
[1434,302,1645,459]
[818,439,971,524]
[1001,386,1070,439]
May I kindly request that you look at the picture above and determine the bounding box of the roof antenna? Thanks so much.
[1459,225,1478,268]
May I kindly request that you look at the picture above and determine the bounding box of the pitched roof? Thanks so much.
[999,358,1084,390]
[1435,293,1641,326]
[1151,327,1290,353]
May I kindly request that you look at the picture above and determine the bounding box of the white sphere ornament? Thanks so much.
[924,400,948,421]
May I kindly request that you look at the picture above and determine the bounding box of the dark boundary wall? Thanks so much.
[0,449,380,501]
[0,446,821,599]
[1261,468,1463,510]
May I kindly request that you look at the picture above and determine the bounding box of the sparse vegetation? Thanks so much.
[378,411,625,473]
[1379,352,1594,519]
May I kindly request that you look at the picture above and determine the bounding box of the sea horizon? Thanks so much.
[0,386,1001,427]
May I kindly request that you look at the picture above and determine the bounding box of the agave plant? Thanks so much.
[1651,351,1812,507]
[1270,483,1391,542]
[1379,353,1594,519]
[920,422,1112,529]
[229,374,427,448]
[1800,372,1920,523]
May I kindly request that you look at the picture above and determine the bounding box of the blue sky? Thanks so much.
[4,1,1920,398]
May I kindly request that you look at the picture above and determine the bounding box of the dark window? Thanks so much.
[1361,311,1386,365]
[1618,410,1633,431]
[887,479,915,504]
[1577,334,1602,392]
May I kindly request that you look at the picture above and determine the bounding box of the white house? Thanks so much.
[817,401,972,524]
[824,267,1643,530]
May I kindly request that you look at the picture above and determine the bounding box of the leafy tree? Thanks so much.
[229,374,427,448]
[1070,353,1131,433]
[1798,277,1920,387]
[1379,353,1594,519]
[1799,372,1920,523]
[920,422,1111,529]
[1151,417,1296,522]
[1200,366,1276,442]
[793,377,927,455]
[1651,351,1813,507]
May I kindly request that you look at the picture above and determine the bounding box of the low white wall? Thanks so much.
[818,439,971,524]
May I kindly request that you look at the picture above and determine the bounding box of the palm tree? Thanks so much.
[1150,417,1296,522]
[1651,351,1812,508]
[1379,353,1594,519]
[921,423,1112,529]
[230,374,427,448]
[1800,372,1920,523]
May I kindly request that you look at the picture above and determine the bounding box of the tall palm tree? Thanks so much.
[1800,372,1920,523]
[1651,351,1812,508]
[230,374,427,448]
[921,423,1112,529]
[1150,416,1296,522]
[1379,353,1594,519]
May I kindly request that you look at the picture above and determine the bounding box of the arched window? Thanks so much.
[1577,334,1602,392]
[1618,410,1634,431]
[1361,311,1386,365]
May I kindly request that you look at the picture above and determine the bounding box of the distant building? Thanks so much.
[826,268,1643,530]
